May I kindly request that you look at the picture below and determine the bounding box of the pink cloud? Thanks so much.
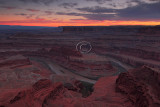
[0,19,61,24]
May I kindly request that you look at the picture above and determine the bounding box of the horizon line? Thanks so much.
[0,24,159,28]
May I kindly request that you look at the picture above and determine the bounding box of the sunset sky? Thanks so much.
[0,0,160,27]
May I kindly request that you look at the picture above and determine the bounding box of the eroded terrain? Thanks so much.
[0,26,160,107]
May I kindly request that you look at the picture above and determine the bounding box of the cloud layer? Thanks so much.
[19,0,60,5]
[57,1,160,21]
[0,0,160,26]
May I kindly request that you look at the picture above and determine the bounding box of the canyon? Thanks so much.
[0,26,160,107]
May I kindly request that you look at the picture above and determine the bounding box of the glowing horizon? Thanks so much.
[0,19,160,27]
[0,0,160,27]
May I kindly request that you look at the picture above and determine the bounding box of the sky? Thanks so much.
[0,0,160,27]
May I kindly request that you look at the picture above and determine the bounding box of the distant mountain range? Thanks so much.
[0,25,56,30]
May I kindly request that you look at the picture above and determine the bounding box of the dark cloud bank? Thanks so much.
[57,1,160,21]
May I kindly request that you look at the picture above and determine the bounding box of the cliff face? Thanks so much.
[0,78,131,107]
[1,66,160,107]
[62,26,140,33]
[116,66,160,107]
[62,26,160,35]
[138,26,160,35]
[0,55,31,68]
[105,47,160,61]
[0,79,83,107]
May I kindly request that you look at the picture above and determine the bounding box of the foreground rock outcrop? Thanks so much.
[0,79,82,107]
[0,66,160,107]
[116,66,160,107]
[0,78,130,107]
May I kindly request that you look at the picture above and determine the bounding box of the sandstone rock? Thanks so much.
[0,79,83,107]
[0,77,130,107]
[1,66,160,107]
[116,66,160,107]
[0,55,31,68]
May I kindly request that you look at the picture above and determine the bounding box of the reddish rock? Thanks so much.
[105,47,160,61]
[1,80,64,107]
[0,77,130,107]
[116,66,160,107]
[1,66,160,107]
[0,79,82,107]
[49,46,82,57]
[0,55,31,68]
[32,79,52,91]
